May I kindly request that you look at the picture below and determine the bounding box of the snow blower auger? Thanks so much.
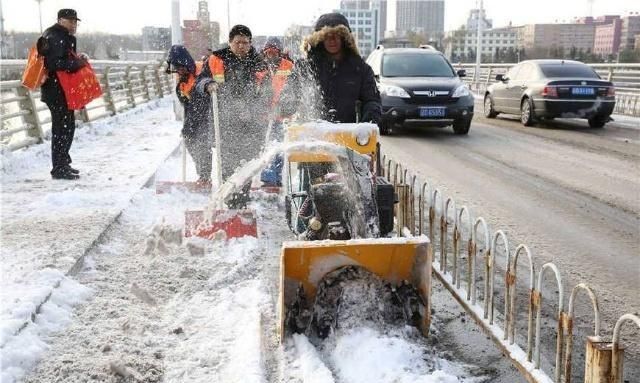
[183,90,257,240]
[278,122,433,342]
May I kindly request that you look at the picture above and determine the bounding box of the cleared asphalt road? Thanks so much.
[379,106,639,381]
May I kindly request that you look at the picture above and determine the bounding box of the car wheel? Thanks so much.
[379,120,391,135]
[588,115,607,128]
[520,97,536,126]
[452,119,471,135]
[484,94,498,118]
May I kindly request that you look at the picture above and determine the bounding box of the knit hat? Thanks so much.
[314,13,351,32]
[166,45,196,74]
[263,36,283,51]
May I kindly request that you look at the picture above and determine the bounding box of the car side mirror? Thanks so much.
[457,69,466,78]
[496,74,506,82]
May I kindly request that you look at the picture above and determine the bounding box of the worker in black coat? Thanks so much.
[37,8,87,180]
[197,25,270,208]
[280,12,381,124]
[167,45,213,185]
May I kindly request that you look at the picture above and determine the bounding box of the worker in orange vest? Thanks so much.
[196,25,269,208]
[167,45,212,186]
[257,37,294,187]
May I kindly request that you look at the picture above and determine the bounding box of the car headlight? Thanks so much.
[380,84,411,98]
[452,84,471,98]
[356,130,370,146]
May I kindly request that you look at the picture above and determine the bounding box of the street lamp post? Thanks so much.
[227,0,231,36]
[475,0,484,91]
[35,0,43,33]
[170,0,183,120]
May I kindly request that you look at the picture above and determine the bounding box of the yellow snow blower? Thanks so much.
[278,122,433,341]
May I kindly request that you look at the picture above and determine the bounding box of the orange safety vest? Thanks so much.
[207,55,225,83]
[176,61,204,99]
[270,58,294,105]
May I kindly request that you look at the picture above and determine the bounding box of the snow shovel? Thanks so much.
[184,89,258,240]
[155,136,212,194]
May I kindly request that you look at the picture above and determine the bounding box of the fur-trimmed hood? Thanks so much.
[302,24,360,57]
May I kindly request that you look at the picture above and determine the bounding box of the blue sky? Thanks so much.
[2,0,637,36]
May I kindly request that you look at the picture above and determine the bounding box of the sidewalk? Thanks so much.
[0,98,181,346]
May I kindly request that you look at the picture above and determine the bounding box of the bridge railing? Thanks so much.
[0,60,172,151]
[452,63,640,117]
[382,153,639,383]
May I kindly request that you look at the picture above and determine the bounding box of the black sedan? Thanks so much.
[366,47,475,135]
[484,60,616,128]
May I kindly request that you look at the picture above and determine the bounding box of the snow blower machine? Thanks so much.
[278,121,433,341]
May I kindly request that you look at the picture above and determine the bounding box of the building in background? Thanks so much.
[142,26,171,51]
[182,0,220,59]
[338,0,380,57]
[395,0,444,40]
[519,22,596,57]
[444,26,518,63]
[283,24,314,59]
[443,8,517,62]
[620,15,640,51]
[466,8,492,31]
[373,0,387,41]
[593,17,622,57]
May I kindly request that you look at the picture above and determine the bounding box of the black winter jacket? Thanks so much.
[196,47,268,103]
[176,75,212,138]
[279,26,381,123]
[196,47,271,128]
[37,23,85,106]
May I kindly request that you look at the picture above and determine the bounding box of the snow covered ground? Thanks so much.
[1,99,523,382]
[1,98,182,382]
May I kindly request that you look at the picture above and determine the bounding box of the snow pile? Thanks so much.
[288,326,478,383]
[329,327,459,383]
[1,98,181,382]
[0,274,92,383]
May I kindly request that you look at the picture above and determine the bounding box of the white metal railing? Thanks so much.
[0,60,172,151]
[452,63,640,117]
[383,154,639,383]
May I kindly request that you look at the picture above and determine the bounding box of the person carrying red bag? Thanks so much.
[37,9,87,180]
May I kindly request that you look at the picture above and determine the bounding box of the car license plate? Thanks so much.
[572,87,594,95]
[419,107,446,118]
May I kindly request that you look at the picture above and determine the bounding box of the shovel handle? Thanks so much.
[211,89,223,188]
[181,138,186,182]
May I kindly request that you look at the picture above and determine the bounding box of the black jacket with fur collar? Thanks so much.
[280,25,381,124]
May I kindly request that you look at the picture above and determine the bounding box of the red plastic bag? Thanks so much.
[56,62,103,110]
[21,45,47,90]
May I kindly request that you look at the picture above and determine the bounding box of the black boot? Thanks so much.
[65,165,80,174]
[51,167,80,180]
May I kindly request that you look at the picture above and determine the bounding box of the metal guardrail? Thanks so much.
[382,153,639,383]
[453,63,640,117]
[0,60,172,151]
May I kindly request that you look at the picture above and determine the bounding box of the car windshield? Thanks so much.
[540,64,600,79]
[382,54,455,77]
